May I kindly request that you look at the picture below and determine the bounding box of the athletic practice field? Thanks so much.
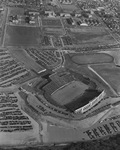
[71,53,113,65]
[51,81,88,105]
[4,25,41,46]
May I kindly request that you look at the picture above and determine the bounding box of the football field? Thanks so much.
[51,81,88,105]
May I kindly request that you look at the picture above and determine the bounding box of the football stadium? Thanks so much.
[1,0,120,147]
[34,70,104,115]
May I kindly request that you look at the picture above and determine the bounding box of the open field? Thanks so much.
[90,64,120,95]
[51,81,88,105]
[4,25,41,46]
[70,26,117,46]
[71,53,113,65]
[8,7,24,16]
[70,26,106,33]
[41,18,62,27]
[98,50,120,66]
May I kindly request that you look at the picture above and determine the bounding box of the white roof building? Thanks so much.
[80,23,88,26]
[0,7,4,11]
[75,14,81,17]
[29,20,35,24]
[59,0,72,4]
[60,13,71,17]
[45,11,56,17]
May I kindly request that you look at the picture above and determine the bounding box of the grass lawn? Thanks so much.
[71,53,113,65]
[4,25,41,46]
[70,26,117,46]
[51,81,88,105]
[9,7,24,16]
[91,63,120,95]
[99,50,120,66]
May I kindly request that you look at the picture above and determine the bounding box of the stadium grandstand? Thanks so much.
[34,70,104,117]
